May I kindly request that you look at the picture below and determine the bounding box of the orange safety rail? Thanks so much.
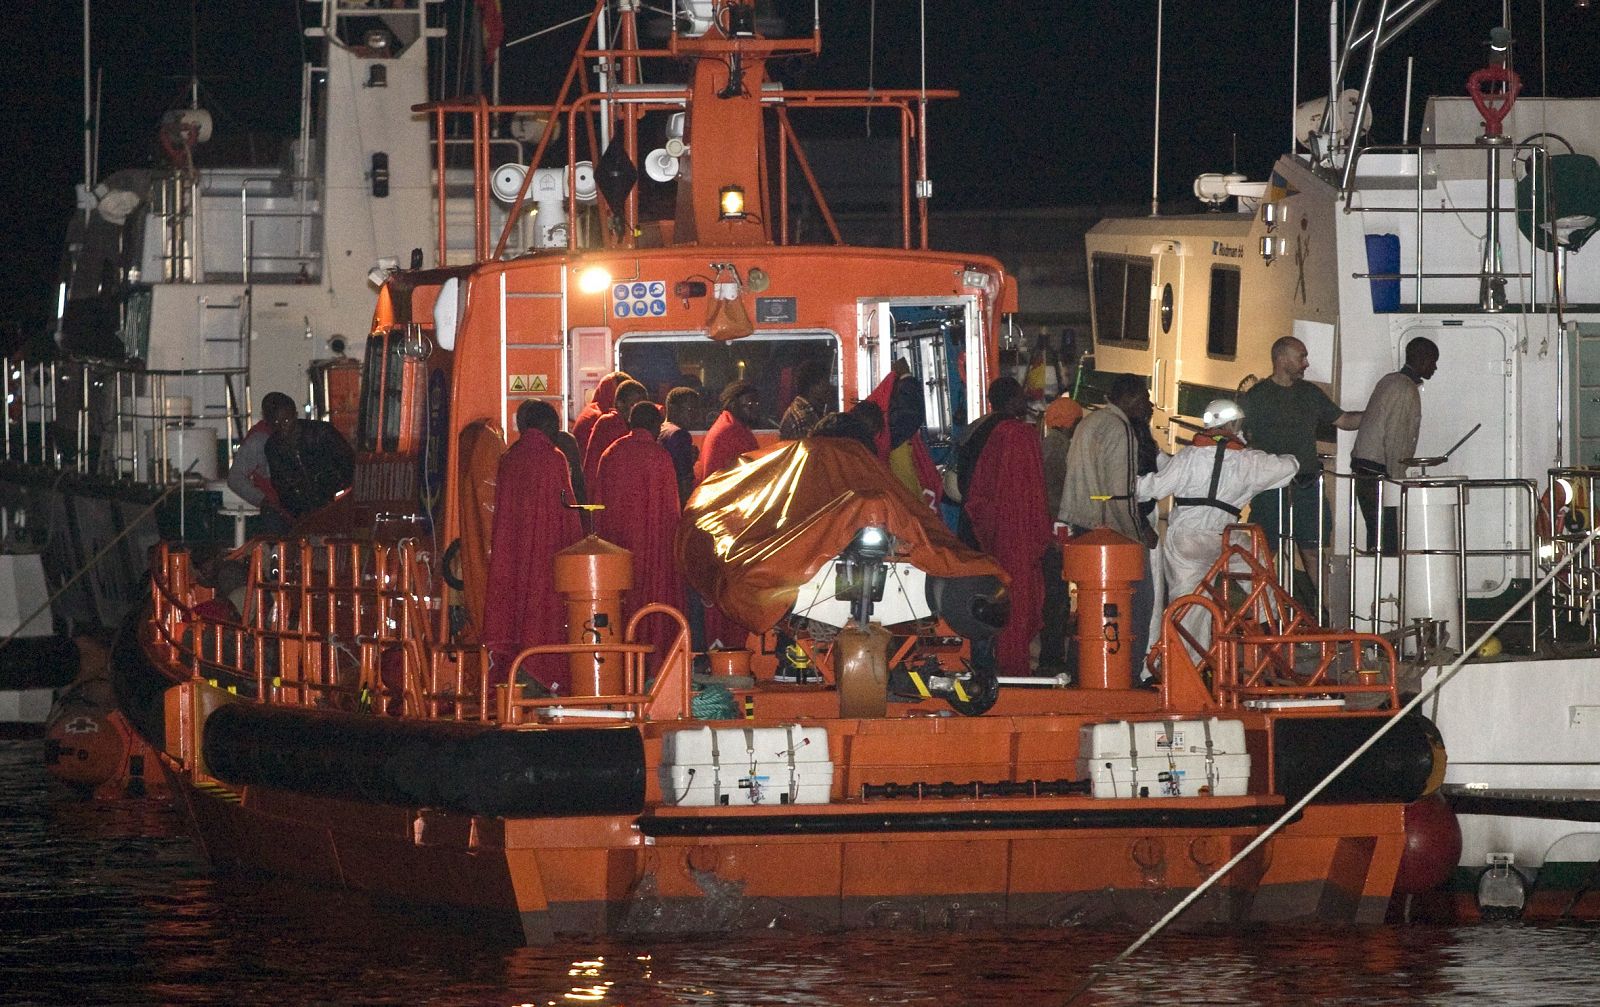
[147,541,697,727]
[1155,525,1401,711]
[502,603,694,725]
[146,540,485,721]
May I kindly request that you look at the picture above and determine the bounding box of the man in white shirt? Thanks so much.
[1351,337,1439,553]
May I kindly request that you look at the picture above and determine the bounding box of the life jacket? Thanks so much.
[1173,431,1245,517]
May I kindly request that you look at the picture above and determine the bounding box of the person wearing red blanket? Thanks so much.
[594,401,684,673]
[865,361,942,508]
[692,381,762,647]
[694,380,761,483]
[582,379,648,492]
[573,370,629,463]
[481,399,583,693]
[960,376,1051,676]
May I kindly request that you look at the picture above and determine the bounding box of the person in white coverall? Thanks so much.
[1137,399,1299,657]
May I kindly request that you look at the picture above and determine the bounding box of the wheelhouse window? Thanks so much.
[355,328,419,452]
[1207,266,1241,358]
[1090,253,1152,348]
[616,332,840,432]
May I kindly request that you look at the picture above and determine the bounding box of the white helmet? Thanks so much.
[1202,398,1244,427]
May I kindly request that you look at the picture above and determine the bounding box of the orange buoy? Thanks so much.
[1060,528,1146,690]
[45,707,129,791]
[553,535,634,696]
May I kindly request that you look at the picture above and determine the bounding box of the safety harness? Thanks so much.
[1173,435,1244,517]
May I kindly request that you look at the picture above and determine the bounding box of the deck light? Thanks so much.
[1488,27,1513,54]
[577,265,613,294]
[719,185,746,220]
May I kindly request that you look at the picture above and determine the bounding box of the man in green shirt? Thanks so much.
[1240,336,1362,583]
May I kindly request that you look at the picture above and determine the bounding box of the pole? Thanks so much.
[1150,0,1163,216]
[82,0,93,198]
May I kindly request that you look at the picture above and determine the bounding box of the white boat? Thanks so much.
[1086,4,1600,918]
[0,1,533,636]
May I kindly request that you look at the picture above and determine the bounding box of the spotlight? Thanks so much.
[577,265,613,295]
[1488,26,1513,54]
[719,185,746,221]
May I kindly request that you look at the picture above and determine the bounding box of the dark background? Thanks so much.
[5,1,1597,346]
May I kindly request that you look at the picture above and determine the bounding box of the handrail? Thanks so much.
[1155,524,1400,710]
[1341,139,1553,311]
[3,353,250,481]
[1335,468,1538,653]
[147,538,693,727]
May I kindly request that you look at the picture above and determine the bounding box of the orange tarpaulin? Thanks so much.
[675,437,1007,633]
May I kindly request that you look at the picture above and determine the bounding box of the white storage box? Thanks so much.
[1076,718,1250,799]
[660,724,833,806]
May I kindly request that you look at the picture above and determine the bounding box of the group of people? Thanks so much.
[988,332,1440,677]
[476,328,1442,693]
[481,371,768,692]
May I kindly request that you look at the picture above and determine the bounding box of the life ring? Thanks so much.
[1537,477,1591,540]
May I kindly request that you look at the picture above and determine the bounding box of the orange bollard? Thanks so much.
[1060,528,1145,690]
[553,535,634,697]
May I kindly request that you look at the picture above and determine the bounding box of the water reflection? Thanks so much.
[3,738,1598,1006]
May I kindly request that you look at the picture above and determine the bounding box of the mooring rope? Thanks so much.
[1065,522,1600,1004]
[0,479,186,656]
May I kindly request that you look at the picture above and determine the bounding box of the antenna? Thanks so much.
[1150,0,1164,216]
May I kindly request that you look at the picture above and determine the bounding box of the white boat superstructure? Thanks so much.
[1087,3,1600,917]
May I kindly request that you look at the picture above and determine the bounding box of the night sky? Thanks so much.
[5,1,1598,344]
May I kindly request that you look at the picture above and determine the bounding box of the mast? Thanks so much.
[81,0,93,201]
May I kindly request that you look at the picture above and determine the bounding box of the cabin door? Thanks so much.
[1401,318,1517,598]
[1568,322,1600,467]
[857,297,983,450]
[1149,242,1184,440]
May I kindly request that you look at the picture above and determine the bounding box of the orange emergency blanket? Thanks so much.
[675,437,1006,633]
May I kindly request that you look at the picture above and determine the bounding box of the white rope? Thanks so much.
[1065,520,1600,1005]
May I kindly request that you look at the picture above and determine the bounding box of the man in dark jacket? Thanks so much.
[266,399,355,518]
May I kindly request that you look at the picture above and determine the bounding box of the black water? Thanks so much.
[2,738,1596,1006]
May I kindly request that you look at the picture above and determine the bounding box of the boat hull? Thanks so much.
[162,766,1402,941]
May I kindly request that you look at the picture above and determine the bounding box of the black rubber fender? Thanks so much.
[1272,713,1445,805]
[201,702,645,817]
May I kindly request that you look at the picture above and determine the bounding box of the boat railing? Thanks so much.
[1157,524,1400,712]
[1542,467,1600,646]
[2,355,248,484]
[1334,469,1539,658]
[240,175,322,286]
[1342,141,1555,312]
[147,539,694,725]
[146,539,475,720]
[500,603,694,724]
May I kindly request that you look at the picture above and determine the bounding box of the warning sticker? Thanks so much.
[508,374,549,393]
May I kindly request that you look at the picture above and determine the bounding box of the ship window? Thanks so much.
[356,333,386,452]
[1090,253,1151,348]
[615,331,840,432]
[1207,266,1241,358]
[382,335,407,451]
